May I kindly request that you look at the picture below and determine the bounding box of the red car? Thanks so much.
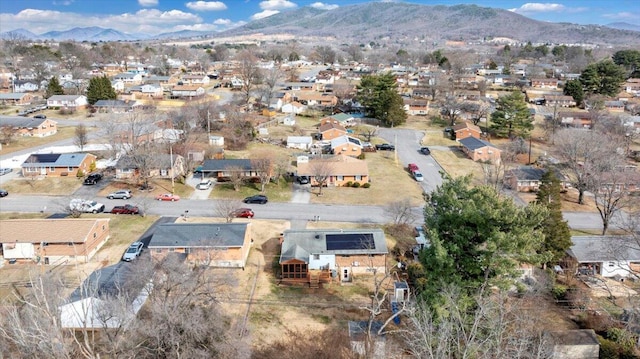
[110,204,140,215]
[408,163,419,172]
[232,208,255,218]
[155,193,181,201]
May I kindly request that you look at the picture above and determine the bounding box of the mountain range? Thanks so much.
[2,3,639,45]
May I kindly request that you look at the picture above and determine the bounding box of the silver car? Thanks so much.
[122,242,144,262]
[107,190,132,199]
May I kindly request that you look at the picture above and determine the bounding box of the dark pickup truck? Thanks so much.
[375,143,395,151]
[110,204,141,215]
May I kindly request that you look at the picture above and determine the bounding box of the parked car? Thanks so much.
[69,199,105,213]
[232,208,255,218]
[0,168,12,176]
[420,147,431,155]
[33,114,47,119]
[110,204,140,215]
[107,190,132,199]
[375,143,395,151]
[155,193,180,201]
[413,171,424,182]
[243,195,268,204]
[297,176,310,185]
[0,189,8,197]
[196,179,213,190]
[122,241,144,262]
[408,163,419,172]
[83,173,103,185]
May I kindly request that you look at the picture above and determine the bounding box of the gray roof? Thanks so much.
[287,136,313,144]
[280,229,387,263]
[47,95,85,101]
[0,93,28,100]
[94,100,132,108]
[568,236,640,262]
[331,135,362,148]
[115,154,175,169]
[507,166,546,181]
[201,159,253,172]
[22,153,92,168]
[0,116,52,128]
[148,223,248,248]
[459,137,498,151]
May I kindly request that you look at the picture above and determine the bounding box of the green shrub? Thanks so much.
[357,153,366,160]
[352,182,361,188]
[345,181,353,187]
[551,284,567,301]
[363,183,371,188]
[76,169,85,178]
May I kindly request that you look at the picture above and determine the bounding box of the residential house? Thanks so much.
[0,116,58,137]
[330,135,363,157]
[285,82,317,92]
[411,87,431,99]
[113,72,142,84]
[318,121,347,141]
[596,170,640,194]
[279,228,388,286]
[145,75,172,86]
[148,223,252,268]
[294,92,338,108]
[21,152,96,177]
[198,159,260,181]
[171,85,205,99]
[544,330,599,359]
[46,95,88,110]
[623,116,640,133]
[403,99,429,116]
[458,137,501,163]
[286,136,313,150]
[453,121,482,141]
[321,113,356,127]
[567,236,640,278]
[180,74,210,85]
[624,78,640,96]
[457,90,481,101]
[296,155,369,187]
[530,78,559,89]
[281,101,306,114]
[544,95,576,108]
[115,154,185,180]
[503,166,568,192]
[0,218,110,264]
[111,79,125,93]
[0,92,33,105]
[604,100,625,113]
[487,74,512,86]
[13,80,40,92]
[127,84,164,99]
[559,111,592,128]
[93,99,136,113]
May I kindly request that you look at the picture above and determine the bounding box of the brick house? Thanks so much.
[403,99,429,115]
[453,121,482,141]
[458,137,501,163]
[296,155,369,187]
[170,85,205,99]
[503,166,569,192]
[0,116,57,137]
[21,153,96,177]
[318,121,347,140]
[544,95,576,107]
[530,78,559,89]
[0,92,33,105]
[198,159,261,181]
[148,222,252,268]
[0,218,110,264]
[115,154,185,180]
[330,135,363,157]
[279,228,388,286]
[559,111,592,128]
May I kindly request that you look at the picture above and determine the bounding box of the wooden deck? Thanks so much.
[280,269,333,287]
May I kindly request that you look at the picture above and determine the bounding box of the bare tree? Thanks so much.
[385,198,418,225]
[252,156,273,193]
[226,166,246,192]
[440,95,463,126]
[1,125,16,145]
[588,165,636,235]
[359,125,378,142]
[74,124,89,151]
[309,157,334,196]
[259,65,283,109]
[214,199,244,223]
[236,49,263,107]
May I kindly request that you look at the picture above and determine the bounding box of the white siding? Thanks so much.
[3,242,36,259]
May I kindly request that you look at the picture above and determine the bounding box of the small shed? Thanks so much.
[209,135,224,147]
[348,321,386,359]
[287,136,313,150]
[282,116,296,126]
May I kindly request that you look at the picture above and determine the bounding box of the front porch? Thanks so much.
[280,261,334,287]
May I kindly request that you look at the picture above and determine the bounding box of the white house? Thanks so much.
[111,80,125,93]
[286,136,313,150]
[113,72,142,84]
[568,236,640,278]
[47,95,88,109]
[13,80,40,92]
[281,101,306,114]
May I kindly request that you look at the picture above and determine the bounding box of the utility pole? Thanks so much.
[207,110,211,138]
[170,145,175,193]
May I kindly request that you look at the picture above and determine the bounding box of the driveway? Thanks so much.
[290,182,311,203]
[187,174,213,200]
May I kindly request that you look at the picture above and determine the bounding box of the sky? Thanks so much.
[0,0,638,35]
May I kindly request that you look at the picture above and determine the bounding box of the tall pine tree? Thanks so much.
[87,75,117,105]
[45,76,64,98]
[490,90,532,138]
[535,170,572,264]
[357,72,407,127]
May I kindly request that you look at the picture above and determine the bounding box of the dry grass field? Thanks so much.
[0,176,83,196]
[0,126,78,156]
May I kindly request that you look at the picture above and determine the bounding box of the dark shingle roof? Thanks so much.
[201,159,252,172]
[568,236,640,262]
[0,116,50,128]
[459,137,498,151]
[22,153,91,168]
[280,229,387,263]
[148,223,248,248]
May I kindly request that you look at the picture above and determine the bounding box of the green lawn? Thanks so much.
[210,178,293,202]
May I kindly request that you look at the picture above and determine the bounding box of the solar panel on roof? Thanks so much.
[326,233,375,250]
[32,153,61,163]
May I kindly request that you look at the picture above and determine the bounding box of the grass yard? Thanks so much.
[420,130,458,146]
[0,126,77,156]
[0,176,83,196]
[211,177,292,203]
[430,148,486,186]
[98,178,194,201]
[310,151,424,206]
[93,214,161,263]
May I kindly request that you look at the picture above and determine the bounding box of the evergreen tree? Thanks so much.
[612,49,640,77]
[490,91,532,138]
[563,79,584,106]
[579,60,626,97]
[535,170,572,264]
[87,75,117,105]
[45,76,64,98]
[357,72,407,127]
[420,176,547,304]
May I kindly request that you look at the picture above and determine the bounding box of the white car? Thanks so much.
[122,242,144,262]
[69,199,105,213]
[196,180,213,190]
[413,171,424,182]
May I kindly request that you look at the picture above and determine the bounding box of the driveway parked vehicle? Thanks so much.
[420,147,431,155]
[0,189,8,197]
[196,180,213,190]
[69,199,105,213]
[33,114,47,119]
[297,176,310,185]
[0,168,12,176]
[110,204,140,215]
[413,171,424,182]
[155,193,180,201]
[376,143,395,151]
[243,195,268,204]
[122,241,144,262]
[83,173,103,185]
[107,190,132,199]
[232,208,255,218]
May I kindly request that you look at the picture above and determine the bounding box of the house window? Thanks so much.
[49,167,54,172]
[609,262,615,267]
[102,225,105,230]
[313,254,320,260]
[67,166,73,172]
[155,249,161,253]
[337,176,344,181]
[93,233,96,238]
[355,175,362,181]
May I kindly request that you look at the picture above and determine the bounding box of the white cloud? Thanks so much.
[138,0,158,6]
[185,1,227,11]
[510,3,565,13]
[251,9,280,20]
[259,0,297,11]
[310,2,339,11]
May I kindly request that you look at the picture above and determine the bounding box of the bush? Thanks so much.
[357,153,366,160]
[76,169,85,178]
[363,183,371,188]
[551,284,567,301]
[345,181,353,187]
[352,182,361,188]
